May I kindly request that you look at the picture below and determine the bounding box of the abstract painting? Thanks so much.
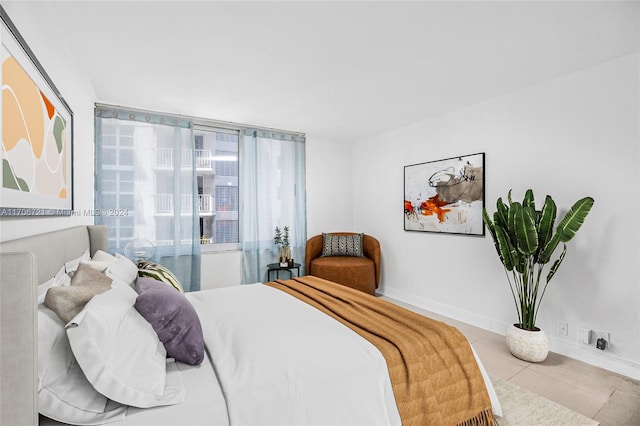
[404,153,485,235]
[1,7,73,216]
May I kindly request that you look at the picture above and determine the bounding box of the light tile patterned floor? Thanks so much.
[382,296,640,425]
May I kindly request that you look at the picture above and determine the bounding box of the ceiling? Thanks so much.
[36,1,640,142]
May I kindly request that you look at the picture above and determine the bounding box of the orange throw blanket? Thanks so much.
[266,276,497,426]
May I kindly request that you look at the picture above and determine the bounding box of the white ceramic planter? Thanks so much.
[506,324,549,362]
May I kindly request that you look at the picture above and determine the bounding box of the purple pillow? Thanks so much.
[134,277,204,365]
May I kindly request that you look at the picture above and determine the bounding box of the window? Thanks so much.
[193,126,239,248]
[95,104,306,280]
[95,107,201,291]
[97,122,136,250]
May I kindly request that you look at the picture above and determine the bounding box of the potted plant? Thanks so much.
[483,189,594,362]
[274,226,291,267]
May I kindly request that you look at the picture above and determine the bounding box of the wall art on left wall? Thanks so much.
[0,6,73,216]
[404,152,485,236]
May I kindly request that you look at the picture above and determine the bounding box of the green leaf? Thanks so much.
[482,208,493,229]
[507,202,519,246]
[484,209,509,264]
[483,208,497,242]
[496,198,508,229]
[495,225,515,271]
[557,197,594,242]
[537,195,557,252]
[514,202,538,255]
[539,231,561,264]
[547,244,567,283]
[523,189,535,209]
[493,212,502,228]
[513,249,525,274]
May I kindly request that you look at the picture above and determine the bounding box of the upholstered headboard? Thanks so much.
[0,225,107,426]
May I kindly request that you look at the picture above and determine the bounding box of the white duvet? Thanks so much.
[188,284,402,426]
[42,283,501,426]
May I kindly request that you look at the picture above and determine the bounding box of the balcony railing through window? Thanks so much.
[154,239,199,247]
[154,194,214,215]
[156,148,212,169]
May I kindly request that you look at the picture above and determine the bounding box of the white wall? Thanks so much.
[305,135,354,237]
[352,53,640,379]
[200,250,243,290]
[0,2,96,242]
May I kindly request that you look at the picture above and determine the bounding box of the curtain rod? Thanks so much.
[94,102,306,138]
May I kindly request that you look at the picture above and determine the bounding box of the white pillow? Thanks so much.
[66,285,185,408]
[37,304,127,425]
[65,249,90,276]
[92,250,118,264]
[105,253,139,288]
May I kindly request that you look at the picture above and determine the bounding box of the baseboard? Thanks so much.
[379,287,640,381]
[546,336,640,380]
[380,287,511,335]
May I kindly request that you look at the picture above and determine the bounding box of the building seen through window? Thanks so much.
[98,121,239,250]
[194,127,239,245]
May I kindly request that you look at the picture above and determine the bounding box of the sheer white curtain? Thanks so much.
[241,129,306,284]
[94,106,201,291]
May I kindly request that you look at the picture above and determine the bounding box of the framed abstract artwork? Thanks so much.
[0,6,73,216]
[404,152,485,235]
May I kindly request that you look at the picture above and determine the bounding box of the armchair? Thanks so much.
[305,233,381,295]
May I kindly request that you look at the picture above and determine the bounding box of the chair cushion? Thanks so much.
[309,256,375,294]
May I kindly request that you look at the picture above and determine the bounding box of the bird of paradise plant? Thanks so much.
[483,189,594,330]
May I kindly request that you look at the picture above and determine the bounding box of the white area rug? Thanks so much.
[492,375,599,426]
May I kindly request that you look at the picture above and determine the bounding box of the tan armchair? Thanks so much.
[305,233,381,295]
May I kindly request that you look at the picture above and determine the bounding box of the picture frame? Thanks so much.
[0,6,73,216]
[404,152,485,236]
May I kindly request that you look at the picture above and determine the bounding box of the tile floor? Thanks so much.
[382,297,640,426]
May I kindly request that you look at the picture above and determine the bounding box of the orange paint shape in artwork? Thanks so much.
[41,90,55,119]
[58,188,67,199]
[2,54,45,158]
[419,194,451,223]
[404,200,414,214]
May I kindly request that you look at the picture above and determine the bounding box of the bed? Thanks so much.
[0,225,502,426]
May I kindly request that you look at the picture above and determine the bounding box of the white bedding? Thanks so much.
[188,284,402,426]
[40,352,228,426]
[41,283,501,426]
[120,354,228,425]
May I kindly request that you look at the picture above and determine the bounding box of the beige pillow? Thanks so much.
[44,263,113,324]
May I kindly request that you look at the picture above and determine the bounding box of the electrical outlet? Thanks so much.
[578,327,592,344]
[596,331,610,350]
[557,321,568,336]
